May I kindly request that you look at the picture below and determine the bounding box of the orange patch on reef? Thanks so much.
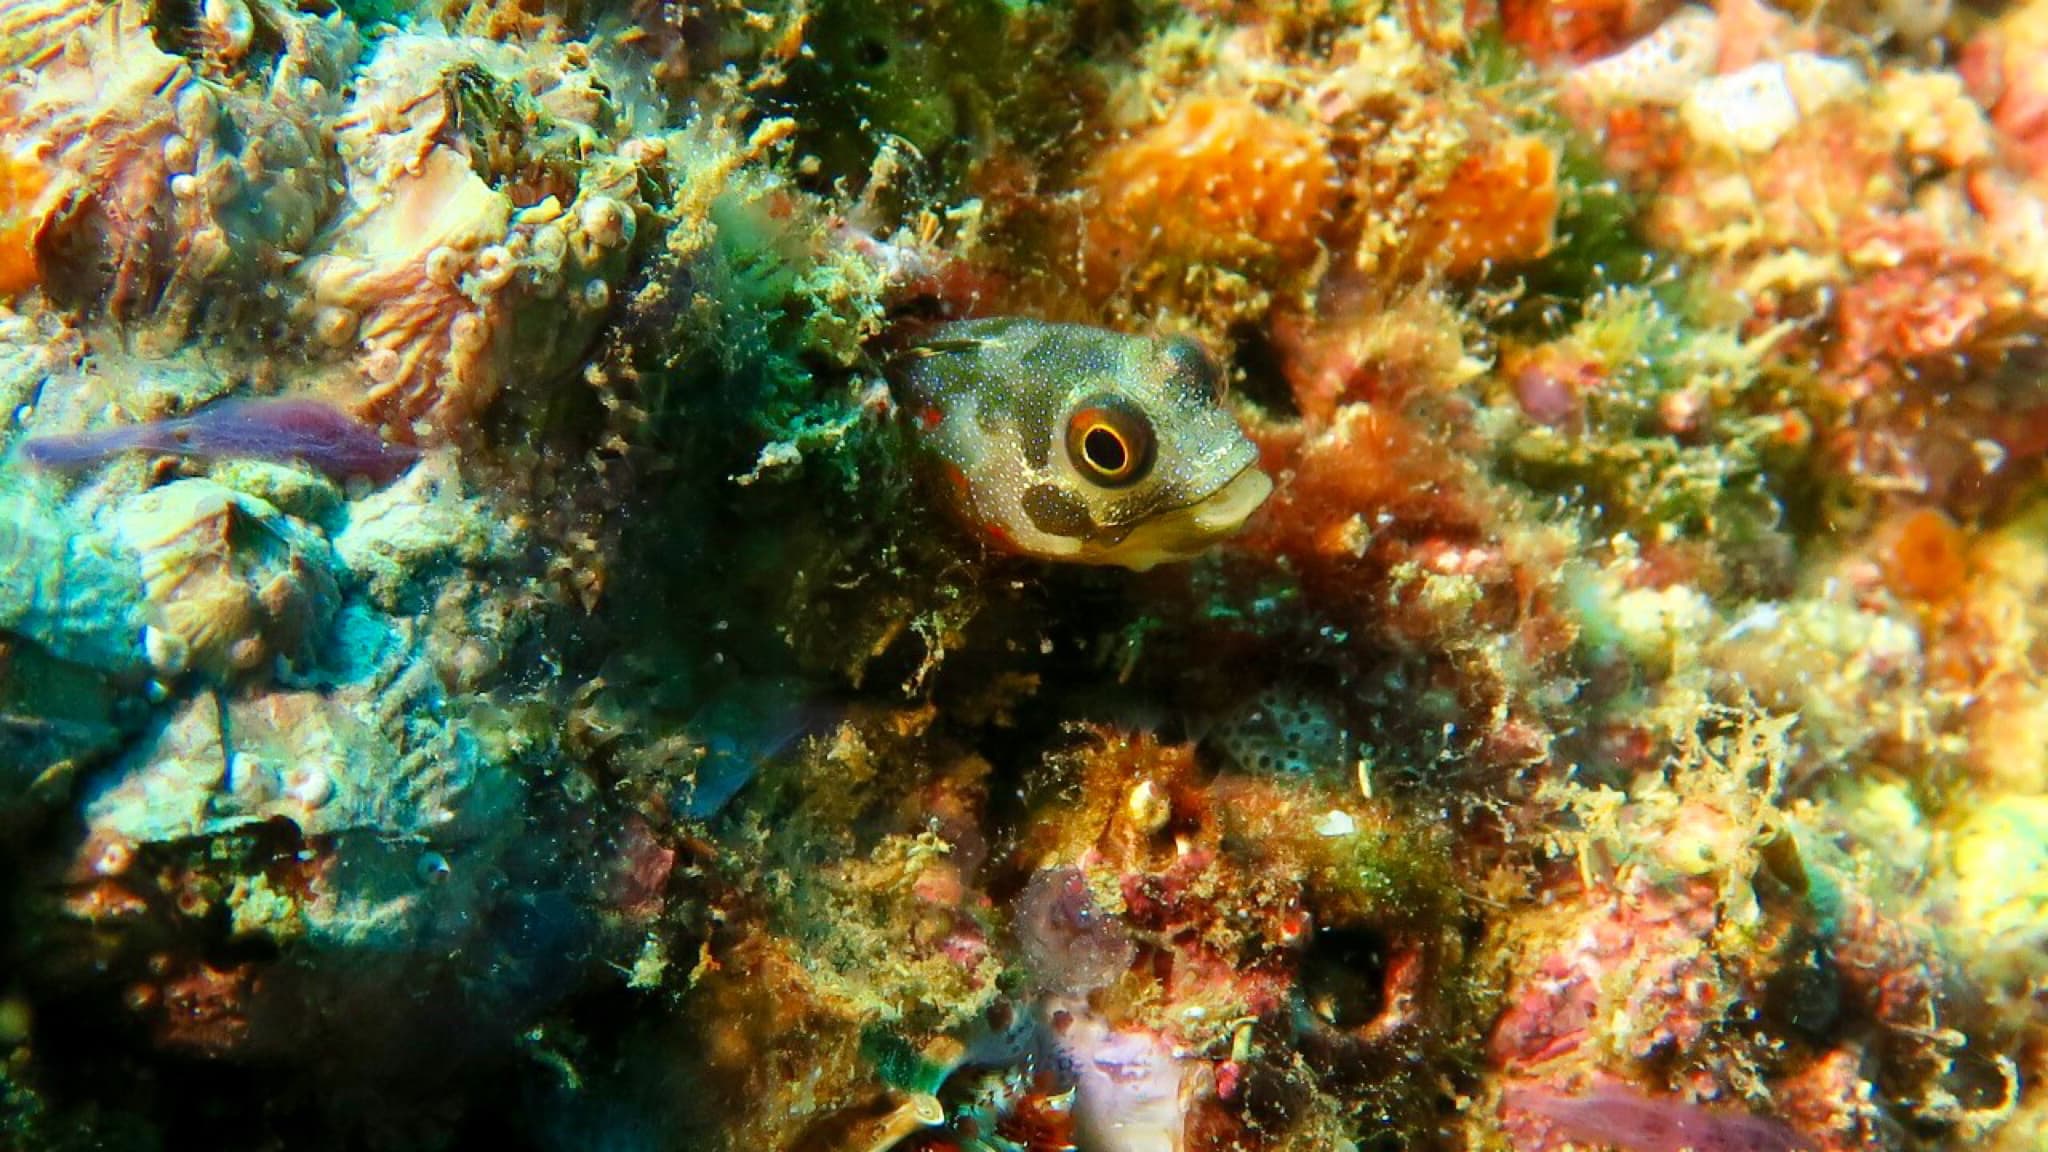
[1082,94,1336,288]
[0,151,47,296]
[1879,508,1970,604]
[1961,3,2048,183]
[1496,0,1665,64]
[1413,133,1561,277]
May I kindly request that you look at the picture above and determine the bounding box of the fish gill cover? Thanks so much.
[0,0,2045,1150]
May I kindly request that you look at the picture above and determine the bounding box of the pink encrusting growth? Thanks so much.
[1503,1079,1818,1152]
[1013,866,1138,992]
[20,397,419,483]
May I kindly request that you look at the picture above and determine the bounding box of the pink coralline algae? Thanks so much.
[1489,872,1727,1070]
[1013,865,1138,993]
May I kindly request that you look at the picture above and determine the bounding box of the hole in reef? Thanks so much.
[1228,322,1301,420]
[147,0,201,57]
[1299,925,1390,1032]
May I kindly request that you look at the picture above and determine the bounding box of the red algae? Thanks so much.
[1498,0,1668,64]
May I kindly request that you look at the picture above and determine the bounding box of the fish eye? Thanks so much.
[1065,395,1155,487]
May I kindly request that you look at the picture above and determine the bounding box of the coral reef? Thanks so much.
[0,0,2045,1149]
[0,0,352,346]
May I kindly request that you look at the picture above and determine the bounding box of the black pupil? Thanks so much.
[1084,427,1127,474]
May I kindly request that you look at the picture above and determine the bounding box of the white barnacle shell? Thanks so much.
[1567,6,1721,108]
[197,0,254,67]
[449,310,489,354]
[424,245,465,287]
[578,194,632,250]
[1681,53,1863,155]
[110,480,338,682]
[162,133,196,175]
[472,245,517,294]
[298,31,647,434]
[313,305,359,347]
[282,762,334,810]
[225,752,276,805]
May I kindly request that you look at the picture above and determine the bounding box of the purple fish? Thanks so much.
[19,398,419,483]
[1505,1080,1816,1152]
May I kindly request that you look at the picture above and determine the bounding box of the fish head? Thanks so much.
[900,318,1272,570]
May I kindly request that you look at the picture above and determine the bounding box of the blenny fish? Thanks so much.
[19,397,419,484]
[898,318,1272,570]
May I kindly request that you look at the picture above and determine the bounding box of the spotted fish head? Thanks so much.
[899,317,1273,570]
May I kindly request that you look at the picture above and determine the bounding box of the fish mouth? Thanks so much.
[1175,462,1274,537]
[1092,463,1274,570]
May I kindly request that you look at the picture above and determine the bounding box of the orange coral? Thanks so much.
[0,149,45,296]
[1412,132,1561,277]
[1081,94,1336,290]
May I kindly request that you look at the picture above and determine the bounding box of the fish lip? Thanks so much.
[1090,459,1269,545]
[1159,459,1274,531]
[1155,457,1261,528]
[1086,461,1273,568]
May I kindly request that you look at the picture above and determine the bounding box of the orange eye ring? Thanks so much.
[1065,396,1155,487]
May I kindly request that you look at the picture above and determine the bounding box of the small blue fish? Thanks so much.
[19,397,419,483]
[677,678,838,820]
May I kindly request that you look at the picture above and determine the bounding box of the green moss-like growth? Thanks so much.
[585,107,984,704]
[771,0,1082,199]
[1456,30,1672,334]
[790,0,981,174]
[1,1048,159,1152]
[1491,289,1810,588]
[1516,133,1666,324]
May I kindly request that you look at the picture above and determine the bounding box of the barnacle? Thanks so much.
[301,33,645,436]
[111,480,338,680]
[0,0,347,343]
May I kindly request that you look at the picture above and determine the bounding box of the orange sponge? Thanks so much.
[0,150,45,297]
[1082,94,1336,289]
[1414,132,1560,277]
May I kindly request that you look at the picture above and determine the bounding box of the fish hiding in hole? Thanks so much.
[18,397,419,484]
[896,318,1273,570]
